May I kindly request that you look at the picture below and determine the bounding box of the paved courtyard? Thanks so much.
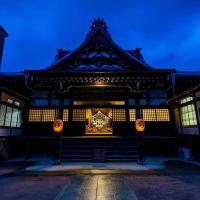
[1,174,200,200]
[1,159,200,200]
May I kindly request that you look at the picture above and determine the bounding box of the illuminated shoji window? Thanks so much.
[112,109,126,121]
[142,109,156,121]
[63,109,69,122]
[129,109,136,121]
[5,106,12,126]
[16,110,22,127]
[0,104,6,126]
[28,109,42,122]
[42,109,56,122]
[0,104,22,127]
[11,108,18,127]
[156,109,170,121]
[72,109,86,121]
[180,96,193,104]
[181,104,197,126]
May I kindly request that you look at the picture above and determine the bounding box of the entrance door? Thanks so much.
[85,108,112,135]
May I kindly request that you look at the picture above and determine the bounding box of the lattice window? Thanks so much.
[0,104,22,127]
[17,110,22,127]
[72,109,86,121]
[28,109,42,122]
[112,109,126,121]
[181,104,197,126]
[11,108,18,127]
[156,109,170,121]
[180,96,193,104]
[5,106,12,126]
[142,109,156,121]
[129,109,136,121]
[63,109,69,121]
[0,104,6,126]
[42,109,56,122]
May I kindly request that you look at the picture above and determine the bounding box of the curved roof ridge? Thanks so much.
[46,19,153,71]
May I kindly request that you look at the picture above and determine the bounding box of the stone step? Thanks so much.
[61,142,137,146]
[60,137,138,162]
[61,146,137,150]
[60,158,138,162]
[61,149,137,153]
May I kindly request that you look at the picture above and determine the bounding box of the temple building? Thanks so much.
[0,19,200,162]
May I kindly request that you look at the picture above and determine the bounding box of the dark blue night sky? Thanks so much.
[1,0,200,72]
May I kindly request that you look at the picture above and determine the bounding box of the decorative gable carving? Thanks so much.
[47,18,152,71]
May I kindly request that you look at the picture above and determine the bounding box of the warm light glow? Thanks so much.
[112,109,126,121]
[29,109,58,122]
[42,109,56,122]
[85,108,112,135]
[142,109,170,121]
[129,109,136,121]
[53,119,63,133]
[109,101,125,105]
[94,84,107,87]
[63,109,69,121]
[73,101,125,105]
[142,109,156,121]
[28,109,42,122]
[156,109,170,121]
[135,119,145,132]
[72,109,86,121]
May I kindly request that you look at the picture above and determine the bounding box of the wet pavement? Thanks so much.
[1,174,200,200]
[0,175,68,200]
[0,159,200,200]
[0,161,34,176]
[55,176,137,200]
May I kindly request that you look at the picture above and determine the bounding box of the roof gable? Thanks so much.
[47,18,152,71]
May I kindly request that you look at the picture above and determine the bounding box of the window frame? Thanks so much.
[0,102,23,128]
[180,103,198,127]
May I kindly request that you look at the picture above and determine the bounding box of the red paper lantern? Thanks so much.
[135,119,145,132]
[53,119,63,133]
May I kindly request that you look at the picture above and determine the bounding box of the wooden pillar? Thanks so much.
[135,93,145,163]
[53,94,64,164]
[23,100,31,159]
[58,94,64,119]
[125,99,130,137]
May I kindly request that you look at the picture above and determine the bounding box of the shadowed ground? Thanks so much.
[0,160,200,200]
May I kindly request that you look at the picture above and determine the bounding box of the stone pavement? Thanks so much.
[25,161,165,173]
[1,157,200,200]
[55,176,137,200]
[2,156,200,176]
[1,174,200,200]
[0,161,33,176]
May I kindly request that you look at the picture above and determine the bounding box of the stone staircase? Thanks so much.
[60,137,138,162]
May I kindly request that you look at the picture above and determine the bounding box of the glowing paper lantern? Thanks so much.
[53,119,63,133]
[135,119,145,132]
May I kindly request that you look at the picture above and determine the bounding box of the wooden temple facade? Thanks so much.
[0,19,200,162]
